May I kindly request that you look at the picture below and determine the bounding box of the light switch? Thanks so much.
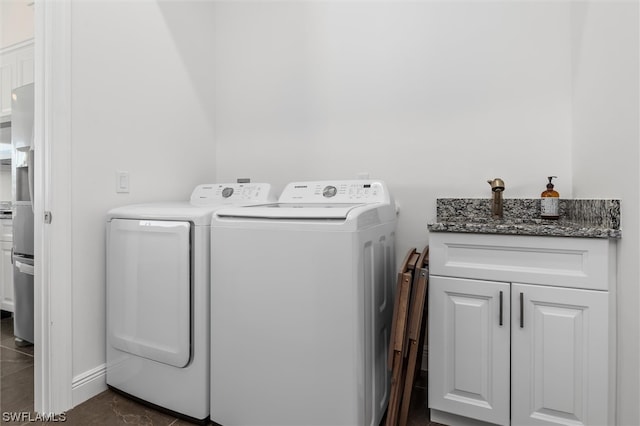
[116,171,129,193]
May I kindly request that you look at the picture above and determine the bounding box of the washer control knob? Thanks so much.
[222,187,234,198]
[322,185,337,198]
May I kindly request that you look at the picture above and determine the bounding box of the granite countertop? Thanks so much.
[428,198,621,239]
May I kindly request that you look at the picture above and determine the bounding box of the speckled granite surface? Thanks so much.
[428,198,621,239]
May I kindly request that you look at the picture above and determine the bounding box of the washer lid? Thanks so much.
[215,202,367,220]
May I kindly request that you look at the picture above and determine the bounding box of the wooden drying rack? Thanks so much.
[385,246,429,426]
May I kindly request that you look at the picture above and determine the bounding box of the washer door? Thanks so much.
[107,219,191,368]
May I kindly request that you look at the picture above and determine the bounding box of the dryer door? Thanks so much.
[107,219,191,368]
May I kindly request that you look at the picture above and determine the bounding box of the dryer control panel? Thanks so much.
[278,180,389,204]
[190,183,275,206]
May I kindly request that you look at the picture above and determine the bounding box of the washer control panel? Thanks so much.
[190,183,275,205]
[278,180,388,203]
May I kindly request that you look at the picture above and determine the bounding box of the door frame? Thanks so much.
[33,0,73,413]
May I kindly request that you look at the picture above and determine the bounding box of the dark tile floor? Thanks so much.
[1,316,437,425]
[1,314,35,425]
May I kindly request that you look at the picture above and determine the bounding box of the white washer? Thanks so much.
[106,183,275,422]
[210,180,397,426]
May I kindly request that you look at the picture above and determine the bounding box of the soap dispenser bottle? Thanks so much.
[541,176,559,220]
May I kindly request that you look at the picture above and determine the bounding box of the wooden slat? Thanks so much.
[388,272,403,370]
[398,267,428,426]
[386,248,419,426]
[397,246,429,426]
[387,249,416,370]
[407,247,430,342]
[407,252,420,271]
[386,353,404,426]
[403,247,428,354]
[393,273,412,353]
[388,272,412,370]
[399,249,417,275]
[386,247,432,426]
[387,284,409,426]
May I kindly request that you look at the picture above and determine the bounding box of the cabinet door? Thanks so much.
[15,44,34,87]
[512,283,609,426]
[0,240,13,312]
[428,276,511,425]
[0,219,12,241]
[0,51,15,116]
[0,42,34,117]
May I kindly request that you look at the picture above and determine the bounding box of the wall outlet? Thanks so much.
[116,171,129,193]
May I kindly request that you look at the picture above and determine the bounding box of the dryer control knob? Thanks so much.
[222,187,234,198]
[323,185,337,198]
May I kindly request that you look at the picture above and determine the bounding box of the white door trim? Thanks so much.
[33,0,73,413]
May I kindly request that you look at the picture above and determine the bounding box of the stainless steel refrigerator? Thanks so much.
[11,83,34,345]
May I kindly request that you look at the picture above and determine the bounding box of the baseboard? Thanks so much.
[71,364,107,408]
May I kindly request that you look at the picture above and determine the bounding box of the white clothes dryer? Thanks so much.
[106,183,275,422]
[210,180,397,426]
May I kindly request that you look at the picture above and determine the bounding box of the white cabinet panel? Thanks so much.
[429,276,510,426]
[0,219,12,241]
[0,57,14,116]
[0,41,34,117]
[0,218,12,312]
[511,283,609,426]
[0,241,13,312]
[429,233,615,291]
[15,44,34,87]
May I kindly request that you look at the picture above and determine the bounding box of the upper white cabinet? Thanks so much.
[428,232,616,426]
[0,40,34,117]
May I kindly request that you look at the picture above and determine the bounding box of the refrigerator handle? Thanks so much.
[27,146,34,212]
[10,247,13,264]
[15,260,34,276]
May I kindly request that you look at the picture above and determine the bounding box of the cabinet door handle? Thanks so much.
[520,292,524,328]
[499,291,503,326]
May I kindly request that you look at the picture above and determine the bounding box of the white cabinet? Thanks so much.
[0,218,13,312]
[511,283,609,426]
[0,40,34,117]
[428,232,616,426]
[430,276,510,425]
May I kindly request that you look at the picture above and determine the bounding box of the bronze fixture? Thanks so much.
[487,178,505,219]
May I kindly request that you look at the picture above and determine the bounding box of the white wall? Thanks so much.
[69,0,217,379]
[212,0,573,265]
[59,2,639,425]
[571,2,639,425]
